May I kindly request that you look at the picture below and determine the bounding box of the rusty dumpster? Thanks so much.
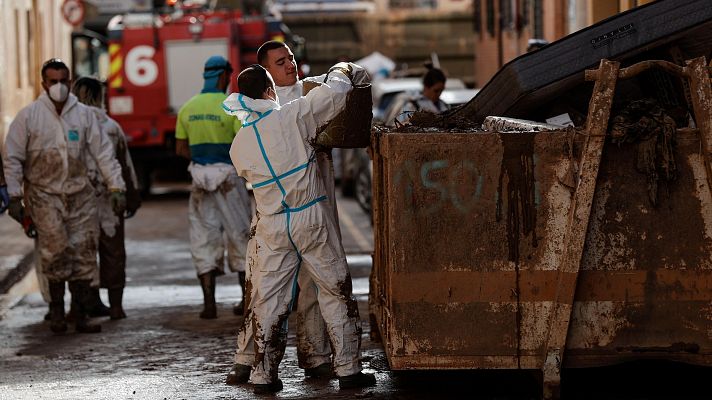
[368,57,712,398]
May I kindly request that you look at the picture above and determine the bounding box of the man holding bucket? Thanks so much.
[226,41,367,385]
[224,62,375,393]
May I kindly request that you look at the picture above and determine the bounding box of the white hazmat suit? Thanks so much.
[3,93,125,282]
[224,69,363,385]
[232,79,335,371]
[188,161,251,276]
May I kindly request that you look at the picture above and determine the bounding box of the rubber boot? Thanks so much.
[108,288,127,320]
[305,362,334,378]
[338,372,376,390]
[48,281,67,334]
[253,378,283,394]
[69,280,102,334]
[87,287,111,317]
[225,363,251,385]
[199,271,217,319]
[232,271,246,316]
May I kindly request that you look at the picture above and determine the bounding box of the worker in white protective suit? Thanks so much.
[225,41,339,386]
[176,55,252,319]
[73,77,142,320]
[36,77,143,322]
[224,63,376,393]
[3,59,126,334]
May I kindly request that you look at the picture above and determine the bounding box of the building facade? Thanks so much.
[473,0,656,87]
[0,0,73,140]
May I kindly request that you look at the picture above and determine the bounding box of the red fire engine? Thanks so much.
[73,5,304,192]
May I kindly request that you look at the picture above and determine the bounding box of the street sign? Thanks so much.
[61,0,85,26]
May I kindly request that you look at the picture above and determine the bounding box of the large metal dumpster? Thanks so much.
[369,57,712,398]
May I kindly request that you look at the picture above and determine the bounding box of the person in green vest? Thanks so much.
[175,55,250,319]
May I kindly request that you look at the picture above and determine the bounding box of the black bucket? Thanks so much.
[303,81,372,148]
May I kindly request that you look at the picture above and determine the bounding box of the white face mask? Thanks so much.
[48,83,69,102]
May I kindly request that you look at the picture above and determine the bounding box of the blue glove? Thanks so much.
[0,185,9,214]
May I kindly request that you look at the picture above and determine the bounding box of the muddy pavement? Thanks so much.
[1,190,712,399]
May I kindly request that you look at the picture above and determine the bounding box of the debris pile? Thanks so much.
[609,98,677,206]
[390,108,482,133]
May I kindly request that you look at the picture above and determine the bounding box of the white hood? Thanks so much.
[222,94,280,124]
[89,105,109,124]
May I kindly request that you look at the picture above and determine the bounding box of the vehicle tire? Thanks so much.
[354,161,372,216]
[341,177,355,197]
[340,149,356,197]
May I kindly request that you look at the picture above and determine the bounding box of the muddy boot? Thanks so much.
[48,281,67,334]
[69,280,102,334]
[225,363,251,385]
[305,362,334,378]
[253,378,283,394]
[66,305,77,323]
[338,372,376,390]
[233,271,246,316]
[87,287,110,317]
[108,288,127,320]
[199,272,217,319]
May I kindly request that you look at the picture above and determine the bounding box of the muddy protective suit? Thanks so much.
[188,162,251,275]
[232,79,337,371]
[87,107,141,289]
[35,107,139,301]
[224,68,363,384]
[3,93,125,282]
[176,86,252,278]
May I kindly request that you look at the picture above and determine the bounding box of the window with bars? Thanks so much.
[533,0,543,38]
[474,0,482,33]
[500,0,513,30]
[486,0,495,37]
[521,0,530,28]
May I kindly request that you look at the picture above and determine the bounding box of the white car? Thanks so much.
[380,87,480,127]
[370,77,467,124]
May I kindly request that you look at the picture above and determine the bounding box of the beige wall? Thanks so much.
[0,0,72,140]
[474,0,568,88]
[587,0,618,25]
[374,0,472,13]
[619,0,655,12]
[285,11,477,84]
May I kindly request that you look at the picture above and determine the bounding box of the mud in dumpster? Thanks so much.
[368,57,712,398]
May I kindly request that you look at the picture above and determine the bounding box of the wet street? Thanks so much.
[1,187,711,400]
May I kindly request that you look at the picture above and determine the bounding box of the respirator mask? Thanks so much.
[49,83,69,102]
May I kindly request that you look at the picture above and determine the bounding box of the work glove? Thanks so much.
[347,62,370,86]
[0,185,9,214]
[124,191,141,219]
[110,190,127,215]
[327,62,370,86]
[7,196,24,223]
